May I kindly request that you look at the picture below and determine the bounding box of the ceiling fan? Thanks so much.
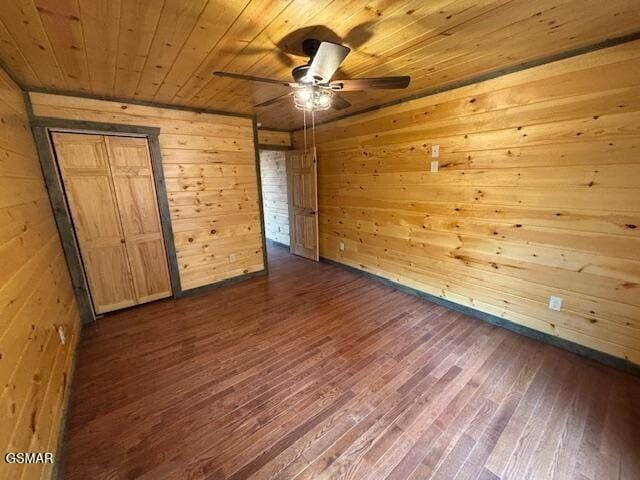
[213,39,411,112]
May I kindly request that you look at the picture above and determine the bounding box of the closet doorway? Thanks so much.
[52,132,172,314]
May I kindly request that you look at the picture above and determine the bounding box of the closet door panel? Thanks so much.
[127,239,172,303]
[106,137,171,304]
[64,176,121,240]
[114,176,161,234]
[84,246,137,312]
[52,133,136,313]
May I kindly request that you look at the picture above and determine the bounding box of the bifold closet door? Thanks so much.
[104,136,171,304]
[52,133,137,313]
[52,133,171,314]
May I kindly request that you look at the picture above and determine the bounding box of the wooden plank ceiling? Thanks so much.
[0,0,639,130]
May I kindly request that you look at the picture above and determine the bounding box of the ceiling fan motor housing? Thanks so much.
[292,39,325,83]
[292,65,312,83]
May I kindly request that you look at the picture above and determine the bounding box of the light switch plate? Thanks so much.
[548,296,563,311]
[431,144,440,157]
[339,242,345,251]
[430,160,439,173]
[229,254,237,262]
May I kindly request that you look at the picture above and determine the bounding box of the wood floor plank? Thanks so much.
[420,339,535,480]
[294,317,476,479]
[262,307,460,480]
[407,337,529,480]
[62,241,640,480]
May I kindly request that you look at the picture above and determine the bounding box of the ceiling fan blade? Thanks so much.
[330,76,411,91]
[213,71,293,86]
[305,42,350,83]
[331,93,351,110]
[254,92,293,108]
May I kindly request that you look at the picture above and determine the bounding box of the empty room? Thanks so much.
[1,1,640,479]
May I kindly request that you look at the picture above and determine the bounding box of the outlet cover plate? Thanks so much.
[548,296,563,311]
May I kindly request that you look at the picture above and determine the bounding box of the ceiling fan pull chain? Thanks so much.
[303,107,308,153]
[312,108,317,161]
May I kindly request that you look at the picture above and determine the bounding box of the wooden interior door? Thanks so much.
[52,132,136,313]
[285,149,319,261]
[105,136,172,304]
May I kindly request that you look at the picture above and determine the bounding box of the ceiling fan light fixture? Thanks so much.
[294,86,332,112]
[294,87,313,103]
[316,92,332,108]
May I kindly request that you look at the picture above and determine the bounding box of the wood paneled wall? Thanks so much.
[259,150,289,245]
[257,129,292,148]
[0,68,80,479]
[29,93,264,291]
[294,40,640,364]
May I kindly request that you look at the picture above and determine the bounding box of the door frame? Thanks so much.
[256,147,292,251]
[256,128,295,260]
[31,117,182,324]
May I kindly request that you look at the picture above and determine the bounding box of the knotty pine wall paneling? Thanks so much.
[259,149,289,245]
[294,40,640,365]
[29,92,265,291]
[257,129,292,149]
[0,66,81,480]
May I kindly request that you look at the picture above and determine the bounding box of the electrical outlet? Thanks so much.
[229,254,237,262]
[57,325,66,345]
[548,296,563,311]
[431,144,440,157]
[430,160,439,173]
[339,242,345,252]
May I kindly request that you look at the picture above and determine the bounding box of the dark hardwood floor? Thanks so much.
[64,242,640,480]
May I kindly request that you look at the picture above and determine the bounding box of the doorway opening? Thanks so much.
[259,149,290,248]
[258,147,319,263]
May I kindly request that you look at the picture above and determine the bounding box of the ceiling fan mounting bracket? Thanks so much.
[301,38,321,59]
